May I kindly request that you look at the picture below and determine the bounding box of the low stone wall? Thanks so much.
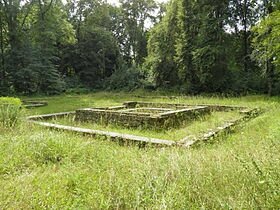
[75,101,249,129]
[76,101,248,129]
[27,111,74,121]
[25,101,261,148]
[23,100,48,108]
[75,105,210,129]
[178,108,261,147]
[124,101,192,109]
[29,120,175,147]
[124,101,248,111]
[27,108,260,148]
[76,108,159,128]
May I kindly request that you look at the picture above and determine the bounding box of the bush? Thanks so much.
[0,97,22,127]
[105,65,144,91]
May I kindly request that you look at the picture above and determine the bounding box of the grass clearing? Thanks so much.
[0,92,279,209]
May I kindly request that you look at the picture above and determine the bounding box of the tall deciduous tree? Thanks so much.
[120,0,157,65]
[192,0,230,92]
[0,4,7,91]
[145,0,179,87]
[252,9,280,95]
[70,25,120,88]
[230,0,258,69]
[175,0,198,91]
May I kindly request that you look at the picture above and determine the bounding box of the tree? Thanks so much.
[0,0,75,94]
[147,0,232,92]
[175,0,201,92]
[69,26,120,88]
[191,0,230,92]
[63,0,122,88]
[120,0,157,65]
[229,0,259,71]
[0,4,7,92]
[252,10,280,95]
[65,0,103,40]
[0,0,27,93]
[145,0,180,87]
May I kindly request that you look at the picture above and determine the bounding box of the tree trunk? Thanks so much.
[265,0,274,96]
[0,11,5,87]
[243,0,248,74]
[267,59,274,96]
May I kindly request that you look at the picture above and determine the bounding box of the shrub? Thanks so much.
[105,65,144,91]
[0,97,22,127]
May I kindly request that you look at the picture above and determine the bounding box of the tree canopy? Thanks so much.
[0,0,279,95]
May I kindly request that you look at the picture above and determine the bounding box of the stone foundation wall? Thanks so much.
[26,102,261,148]
[75,109,160,128]
[23,100,48,108]
[75,105,210,129]
[123,101,246,111]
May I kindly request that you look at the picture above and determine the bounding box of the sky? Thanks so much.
[107,0,169,6]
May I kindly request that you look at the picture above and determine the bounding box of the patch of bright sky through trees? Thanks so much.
[106,0,168,6]
[61,0,168,6]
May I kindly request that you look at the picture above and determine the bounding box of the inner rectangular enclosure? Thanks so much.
[75,102,211,128]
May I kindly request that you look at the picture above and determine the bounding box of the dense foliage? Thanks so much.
[0,0,279,95]
[252,10,280,95]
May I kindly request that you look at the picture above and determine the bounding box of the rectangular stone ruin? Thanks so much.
[75,101,211,129]
[26,101,260,148]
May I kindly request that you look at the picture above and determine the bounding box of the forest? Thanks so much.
[0,0,279,96]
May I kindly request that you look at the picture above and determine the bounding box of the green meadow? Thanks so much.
[0,92,279,209]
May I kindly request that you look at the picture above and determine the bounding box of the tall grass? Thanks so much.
[0,97,22,127]
[0,92,279,209]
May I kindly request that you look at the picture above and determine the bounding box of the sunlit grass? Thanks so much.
[0,91,279,209]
